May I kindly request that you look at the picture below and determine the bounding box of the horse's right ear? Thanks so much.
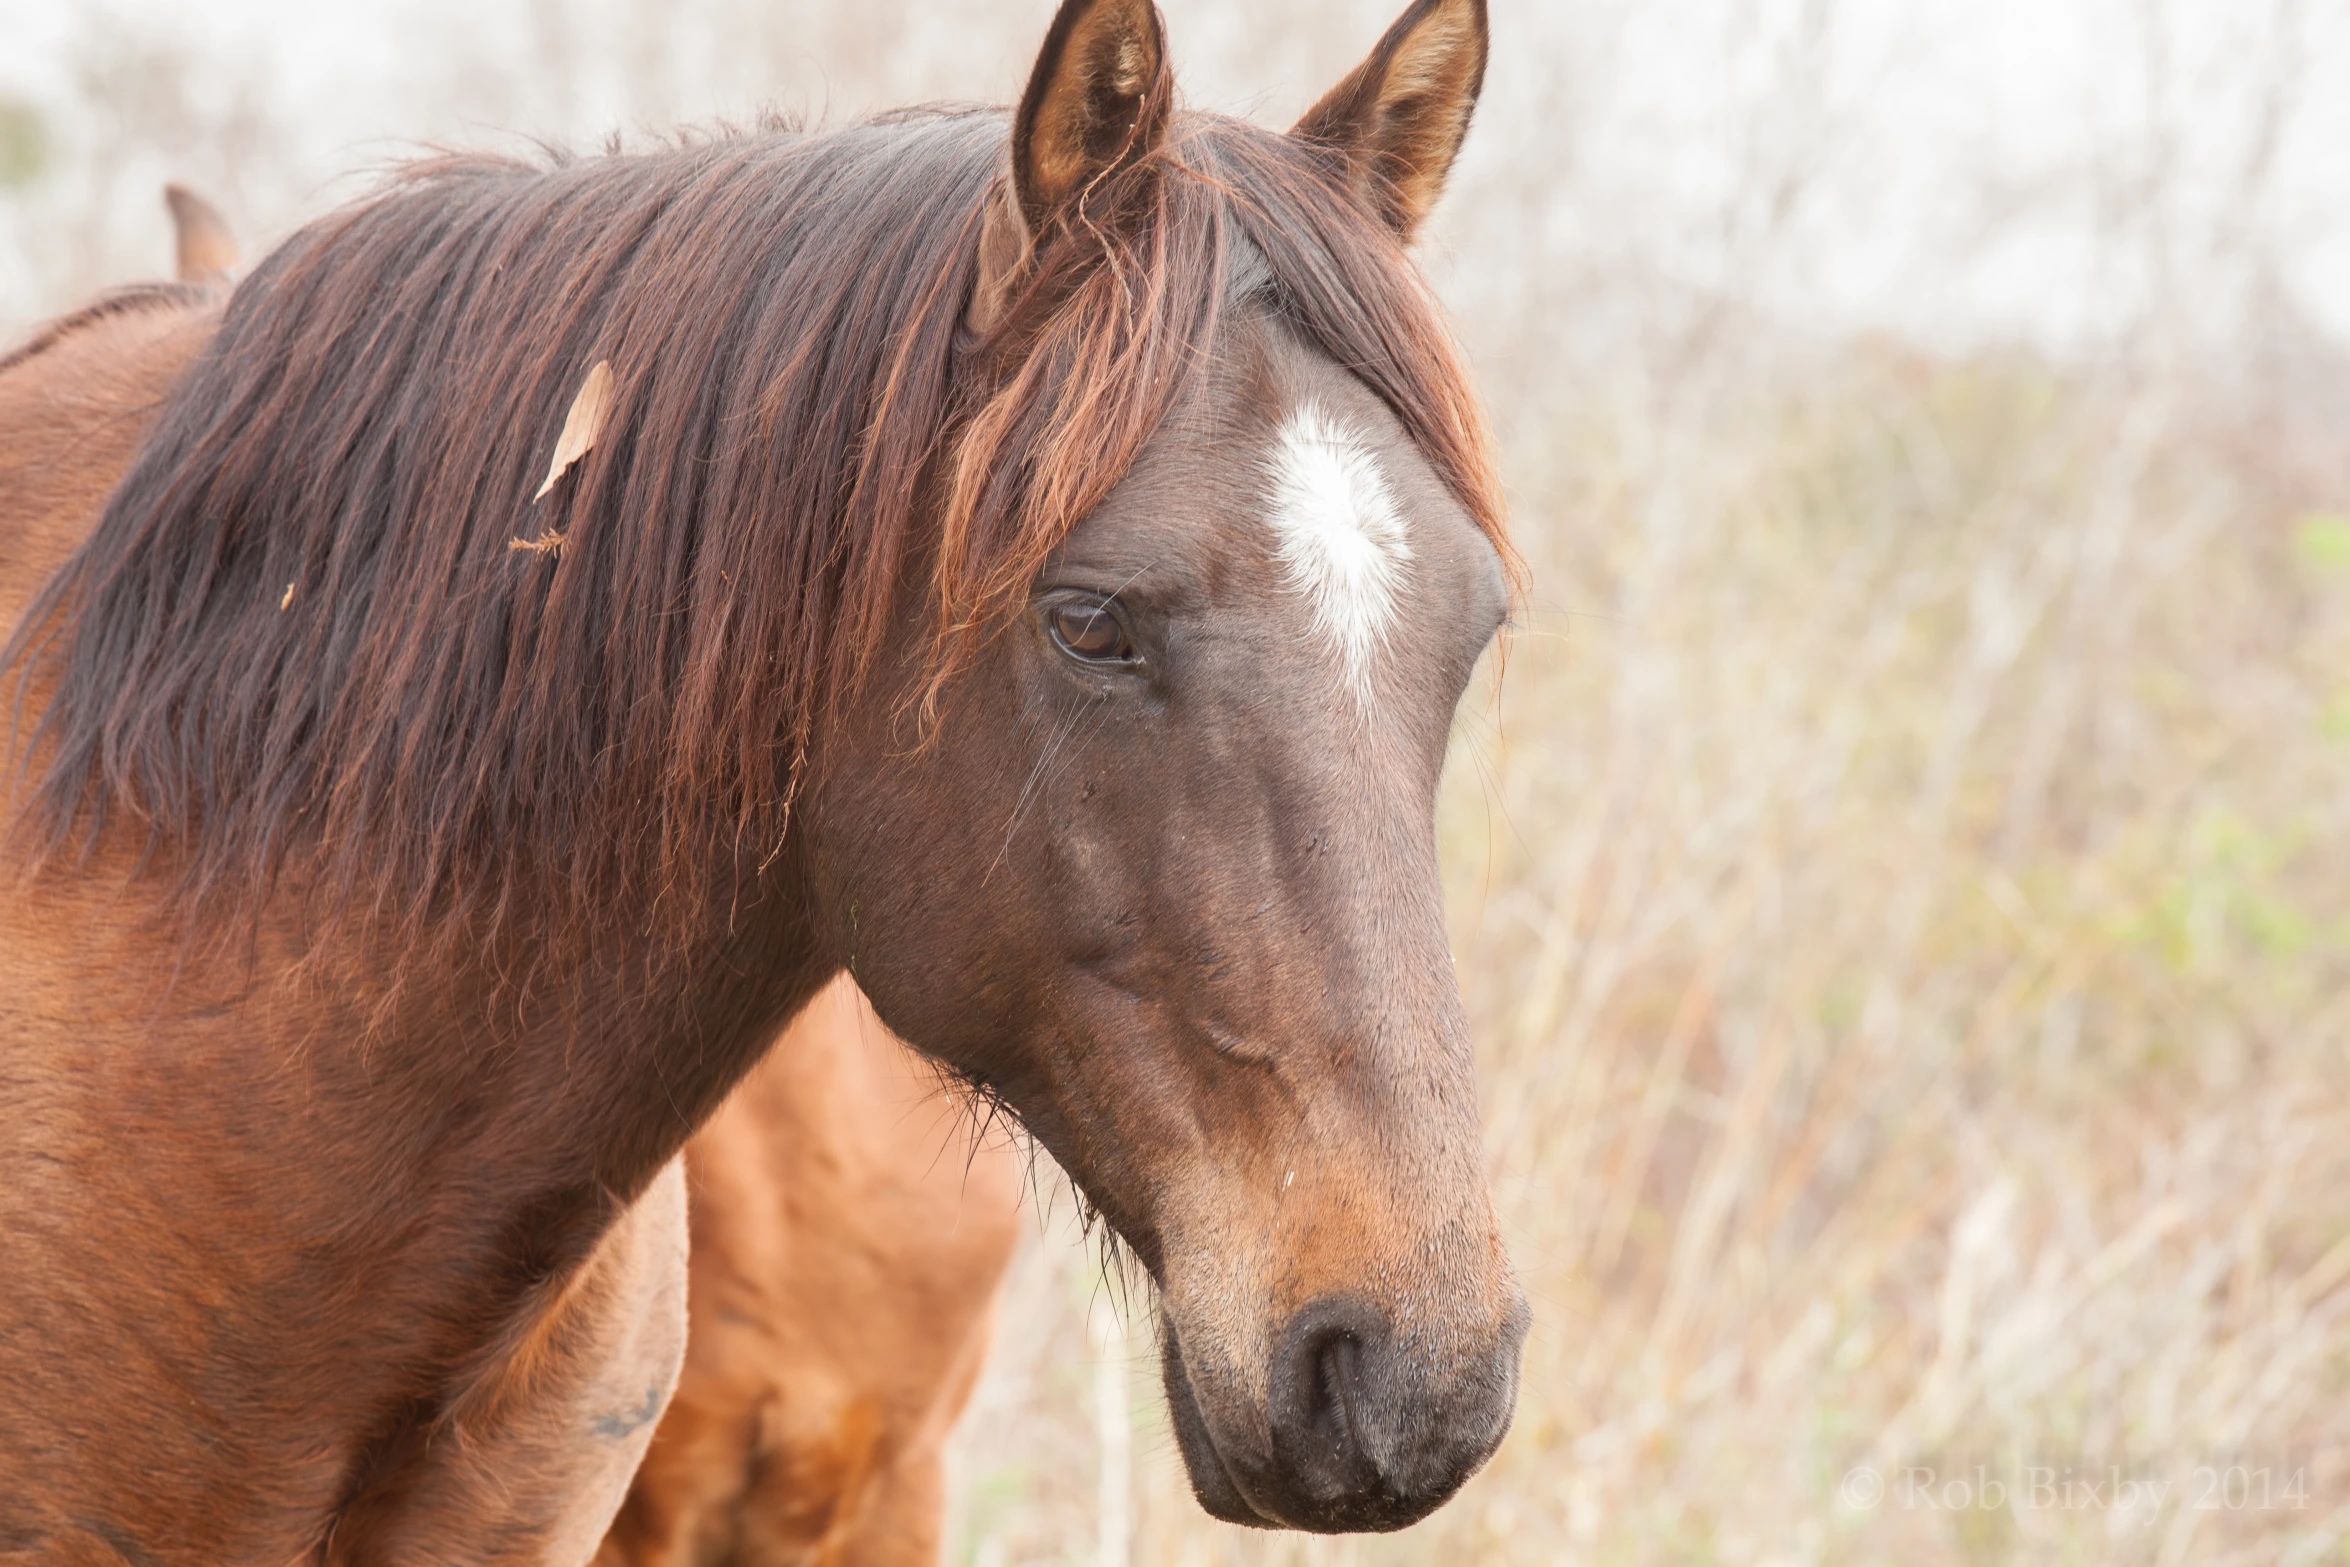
[164,184,240,284]
[968,0,1171,334]
[1291,0,1488,243]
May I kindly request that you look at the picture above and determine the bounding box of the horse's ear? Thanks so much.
[1291,0,1488,243]
[164,184,240,284]
[969,0,1170,334]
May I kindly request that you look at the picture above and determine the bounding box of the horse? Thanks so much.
[0,0,1525,1556]
[0,287,1019,1566]
[3,275,693,1566]
[130,180,1028,1567]
[0,257,1028,1567]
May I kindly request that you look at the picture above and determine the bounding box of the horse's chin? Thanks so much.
[1160,1319,1283,1529]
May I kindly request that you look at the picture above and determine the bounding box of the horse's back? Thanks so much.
[0,293,219,634]
[600,975,1023,1567]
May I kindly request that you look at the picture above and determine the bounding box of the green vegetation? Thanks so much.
[0,98,47,191]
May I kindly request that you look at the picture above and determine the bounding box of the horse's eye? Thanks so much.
[1046,599,1133,663]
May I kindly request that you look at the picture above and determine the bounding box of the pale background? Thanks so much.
[4,1,2349,1563]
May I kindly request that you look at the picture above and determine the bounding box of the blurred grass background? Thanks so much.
[5,0,2350,1561]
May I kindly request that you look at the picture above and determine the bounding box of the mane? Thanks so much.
[0,280,220,377]
[3,106,1507,968]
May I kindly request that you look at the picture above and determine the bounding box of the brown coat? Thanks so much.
[1,276,1015,1567]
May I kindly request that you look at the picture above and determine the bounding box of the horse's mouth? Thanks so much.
[1160,1319,1283,1528]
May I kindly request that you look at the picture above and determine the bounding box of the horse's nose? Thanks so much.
[1262,1293,1526,1531]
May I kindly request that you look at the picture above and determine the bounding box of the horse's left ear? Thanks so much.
[969,0,1172,334]
[1291,0,1489,243]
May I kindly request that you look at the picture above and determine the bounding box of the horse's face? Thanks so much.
[815,294,1522,1529]
[807,0,1517,1533]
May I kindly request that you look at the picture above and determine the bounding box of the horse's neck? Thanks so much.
[0,820,823,1262]
[0,851,815,1542]
[281,888,832,1202]
[3,294,834,1207]
[4,823,828,1220]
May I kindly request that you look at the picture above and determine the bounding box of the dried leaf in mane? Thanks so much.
[533,359,614,502]
[2,109,1508,978]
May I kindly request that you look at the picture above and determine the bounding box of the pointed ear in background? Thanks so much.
[1291,0,1488,243]
[969,0,1171,333]
[163,183,240,284]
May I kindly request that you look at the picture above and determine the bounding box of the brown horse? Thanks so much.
[0,0,1524,1557]
[130,183,1026,1567]
[0,288,1021,1567]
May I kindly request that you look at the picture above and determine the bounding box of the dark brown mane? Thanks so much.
[0,280,219,377]
[3,105,1506,965]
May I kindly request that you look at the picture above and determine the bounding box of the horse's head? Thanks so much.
[808,0,1522,1533]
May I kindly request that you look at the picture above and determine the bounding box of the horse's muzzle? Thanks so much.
[1161,1291,1529,1532]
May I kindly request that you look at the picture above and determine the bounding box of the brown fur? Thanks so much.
[0,289,1015,1563]
[148,182,1024,1559]
[599,976,1021,1567]
[1,294,698,1561]
[0,0,1526,1551]
[0,294,212,627]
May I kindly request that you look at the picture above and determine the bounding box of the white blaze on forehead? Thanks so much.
[1264,403,1411,701]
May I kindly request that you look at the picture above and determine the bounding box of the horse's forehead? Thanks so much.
[1073,320,1492,686]
[1260,400,1413,705]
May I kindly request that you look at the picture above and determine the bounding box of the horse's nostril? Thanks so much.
[1320,1331,1353,1401]
[1268,1301,1388,1512]
[1313,1331,1361,1456]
